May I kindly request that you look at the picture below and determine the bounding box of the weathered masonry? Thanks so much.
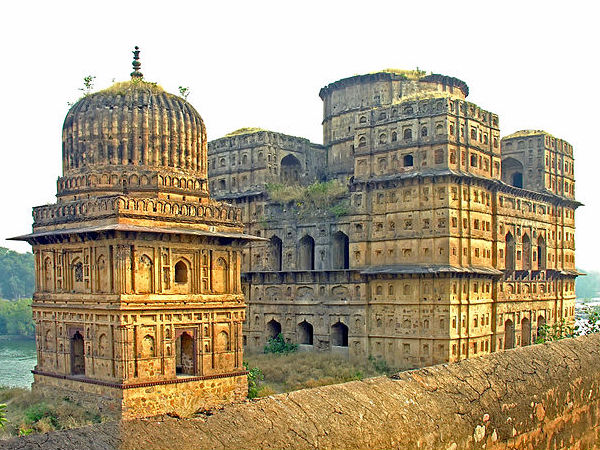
[208,69,580,369]
[6,334,600,450]
[11,48,261,419]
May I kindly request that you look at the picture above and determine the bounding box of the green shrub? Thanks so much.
[263,334,298,355]
[23,403,57,428]
[243,362,264,399]
[0,403,7,428]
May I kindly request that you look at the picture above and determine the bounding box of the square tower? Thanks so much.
[11,52,259,419]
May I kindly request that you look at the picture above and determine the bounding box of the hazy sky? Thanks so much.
[1,1,599,271]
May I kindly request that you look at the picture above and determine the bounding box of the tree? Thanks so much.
[0,247,34,300]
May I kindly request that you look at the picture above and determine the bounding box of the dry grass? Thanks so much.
[224,127,267,137]
[96,80,166,96]
[244,351,393,396]
[266,180,349,218]
[0,386,107,439]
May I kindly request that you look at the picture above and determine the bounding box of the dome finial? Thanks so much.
[131,46,143,79]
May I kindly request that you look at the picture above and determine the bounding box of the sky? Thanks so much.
[1,0,599,271]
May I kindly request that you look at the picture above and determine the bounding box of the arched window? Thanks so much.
[403,128,413,140]
[331,231,349,269]
[521,317,531,346]
[98,333,107,357]
[298,321,314,345]
[266,319,282,340]
[213,257,228,293]
[280,154,302,184]
[391,131,397,142]
[436,124,444,135]
[218,179,226,190]
[217,330,230,352]
[504,319,515,349]
[270,236,283,271]
[331,322,348,347]
[359,116,367,124]
[137,254,153,294]
[43,257,53,292]
[142,335,155,358]
[379,133,387,144]
[537,236,547,270]
[505,232,515,271]
[298,235,315,270]
[358,136,367,147]
[175,260,188,283]
[421,126,428,137]
[502,157,524,188]
[403,154,414,167]
[522,234,531,270]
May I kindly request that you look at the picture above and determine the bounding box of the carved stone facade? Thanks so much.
[208,69,580,369]
[13,67,258,418]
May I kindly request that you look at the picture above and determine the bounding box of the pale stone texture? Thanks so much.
[207,69,580,369]
[12,80,257,419]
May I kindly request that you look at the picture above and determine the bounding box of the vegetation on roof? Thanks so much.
[376,68,427,80]
[503,130,549,140]
[224,127,268,137]
[96,79,166,96]
[266,180,350,218]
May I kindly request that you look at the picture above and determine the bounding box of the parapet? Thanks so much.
[6,333,600,449]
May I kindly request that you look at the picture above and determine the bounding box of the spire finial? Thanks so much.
[131,46,143,79]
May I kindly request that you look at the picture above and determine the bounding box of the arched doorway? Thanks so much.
[176,331,195,375]
[70,331,85,375]
[266,319,282,340]
[522,234,531,270]
[298,321,314,345]
[537,315,546,339]
[280,154,302,184]
[521,317,531,346]
[505,232,515,271]
[504,319,515,349]
[502,157,524,188]
[332,231,349,269]
[331,322,348,347]
[298,235,315,270]
[270,236,283,271]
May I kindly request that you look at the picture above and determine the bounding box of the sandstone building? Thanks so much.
[208,69,580,369]
[11,49,259,418]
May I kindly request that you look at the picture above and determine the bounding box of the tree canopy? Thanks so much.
[0,247,34,300]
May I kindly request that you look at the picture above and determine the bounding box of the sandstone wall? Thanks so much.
[5,333,600,450]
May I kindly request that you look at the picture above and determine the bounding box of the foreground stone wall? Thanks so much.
[6,334,600,450]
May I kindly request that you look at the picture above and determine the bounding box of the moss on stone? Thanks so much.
[96,80,166,96]
[224,127,268,137]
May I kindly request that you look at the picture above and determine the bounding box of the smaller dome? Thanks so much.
[62,80,206,175]
[59,79,210,201]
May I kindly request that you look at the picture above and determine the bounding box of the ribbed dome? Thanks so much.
[62,81,206,176]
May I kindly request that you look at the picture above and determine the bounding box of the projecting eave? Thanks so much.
[9,223,267,243]
[360,264,503,276]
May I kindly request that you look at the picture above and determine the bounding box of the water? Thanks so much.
[0,336,36,388]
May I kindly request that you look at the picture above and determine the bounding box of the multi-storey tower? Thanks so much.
[12,49,257,418]
[208,69,580,370]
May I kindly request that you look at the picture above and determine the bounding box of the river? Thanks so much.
[0,336,36,388]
